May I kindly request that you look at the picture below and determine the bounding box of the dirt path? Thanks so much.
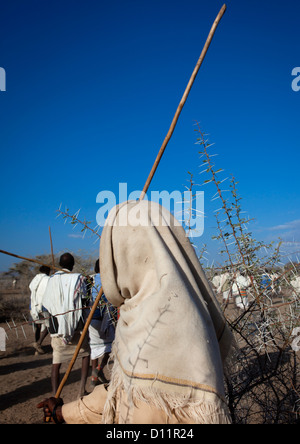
[0,322,91,424]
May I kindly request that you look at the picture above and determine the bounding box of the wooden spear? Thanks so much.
[52,3,227,401]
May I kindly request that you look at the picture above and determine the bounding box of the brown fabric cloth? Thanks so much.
[62,385,107,424]
[98,200,233,424]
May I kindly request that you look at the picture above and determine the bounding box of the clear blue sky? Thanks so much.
[0,0,299,271]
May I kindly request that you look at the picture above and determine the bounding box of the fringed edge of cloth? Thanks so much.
[102,355,231,424]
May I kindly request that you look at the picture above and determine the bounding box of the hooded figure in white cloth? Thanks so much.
[38,201,233,424]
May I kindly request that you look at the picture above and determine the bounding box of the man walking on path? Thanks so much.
[42,253,90,397]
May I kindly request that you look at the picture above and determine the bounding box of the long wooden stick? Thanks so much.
[53,4,227,400]
[139,3,227,200]
[54,288,104,398]
[0,249,63,273]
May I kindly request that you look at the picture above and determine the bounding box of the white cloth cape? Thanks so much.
[100,200,233,424]
[29,273,50,321]
[89,319,114,360]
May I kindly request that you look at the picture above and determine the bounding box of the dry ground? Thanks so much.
[0,286,110,425]
[0,320,96,424]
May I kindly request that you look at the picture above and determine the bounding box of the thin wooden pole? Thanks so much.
[0,249,63,273]
[139,3,227,200]
[53,4,227,401]
[54,288,104,399]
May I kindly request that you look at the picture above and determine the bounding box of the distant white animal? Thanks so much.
[212,275,221,290]
[290,276,300,295]
[212,271,254,310]
[212,272,230,294]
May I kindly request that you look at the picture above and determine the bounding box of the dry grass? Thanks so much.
[0,288,30,323]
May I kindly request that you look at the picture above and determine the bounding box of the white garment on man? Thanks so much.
[42,270,86,343]
[88,273,115,361]
[89,317,115,361]
[29,273,50,321]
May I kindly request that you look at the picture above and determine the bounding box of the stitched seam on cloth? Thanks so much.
[102,359,231,424]
[115,351,226,402]
[80,399,102,424]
